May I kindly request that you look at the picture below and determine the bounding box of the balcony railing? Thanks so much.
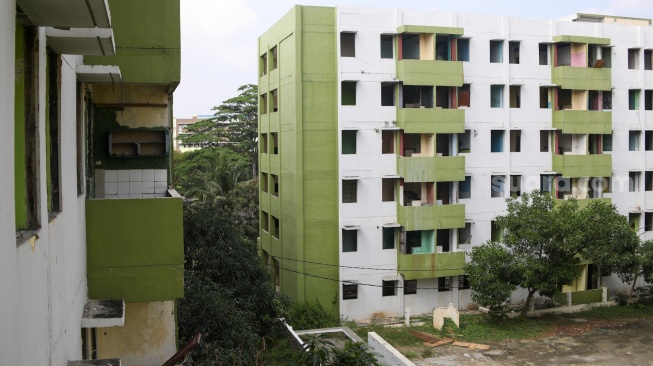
[398,251,465,280]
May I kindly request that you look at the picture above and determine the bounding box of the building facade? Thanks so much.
[2,0,183,365]
[258,6,653,321]
[173,115,213,152]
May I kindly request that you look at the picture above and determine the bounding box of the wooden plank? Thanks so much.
[424,338,454,348]
[161,333,201,366]
[408,330,440,343]
[452,341,490,350]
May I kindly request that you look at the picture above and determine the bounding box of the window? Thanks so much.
[630,213,640,231]
[459,176,471,199]
[438,277,450,292]
[261,134,268,154]
[382,178,395,202]
[381,82,395,106]
[342,229,358,252]
[382,130,395,154]
[341,32,355,57]
[646,91,653,111]
[491,175,505,198]
[382,227,395,249]
[342,130,356,154]
[491,130,504,152]
[540,87,550,108]
[271,174,279,197]
[260,53,267,76]
[382,280,397,296]
[629,48,640,69]
[47,52,61,215]
[646,50,653,70]
[630,131,641,151]
[540,131,549,152]
[342,180,357,203]
[603,90,612,110]
[539,43,548,65]
[646,131,653,151]
[491,85,503,108]
[509,41,520,64]
[603,133,613,151]
[403,85,433,108]
[646,212,653,232]
[491,221,503,242]
[270,46,278,70]
[262,212,269,232]
[270,89,278,112]
[272,216,280,239]
[380,35,393,58]
[260,94,268,114]
[509,86,521,108]
[601,46,612,68]
[341,81,356,105]
[401,33,421,60]
[510,130,521,152]
[458,84,470,107]
[458,38,470,62]
[630,172,641,192]
[343,283,358,300]
[271,132,279,154]
[490,40,503,63]
[458,130,471,153]
[458,223,472,245]
[404,280,417,295]
[436,86,454,108]
[459,275,470,290]
[646,171,653,191]
[510,175,521,196]
[541,174,555,193]
[261,173,268,193]
[629,89,640,110]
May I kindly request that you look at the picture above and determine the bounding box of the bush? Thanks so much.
[287,300,341,331]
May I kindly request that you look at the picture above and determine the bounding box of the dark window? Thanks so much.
[382,130,395,154]
[540,131,549,152]
[646,171,653,191]
[76,82,85,196]
[380,35,393,58]
[272,216,280,239]
[459,176,471,199]
[490,40,503,63]
[261,173,268,193]
[646,50,653,70]
[271,132,279,154]
[510,130,521,152]
[491,175,505,198]
[458,223,472,245]
[341,32,355,57]
[47,52,61,215]
[629,89,640,110]
[342,229,357,252]
[383,227,395,249]
[540,87,550,108]
[343,284,358,300]
[381,82,395,106]
[271,174,279,197]
[458,275,470,290]
[646,212,653,232]
[342,180,357,203]
[342,81,357,105]
[458,38,470,61]
[629,48,639,69]
[262,211,269,232]
[491,85,503,108]
[382,178,395,202]
[438,277,450,292]
[646,131,653,151]
[404,280,417,295]
[509,86,521,108]
[509,41,520,64]
[260,94,268,114]
[458,130,471,153]
[630,131,641,151]
[510,175,521,196]
[541,174,555,193]
[491,130,504,152]
[603,133,612,151]
[342,130,356,154]
[270,46,278,70]
[382,280,397,296]
[491,221,503,243]
[539,43,548,65]
[260,53,267,76]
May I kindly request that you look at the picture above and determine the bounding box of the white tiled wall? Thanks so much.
[99,169,168,199]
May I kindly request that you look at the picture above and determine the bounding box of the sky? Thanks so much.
[174,0,653,118]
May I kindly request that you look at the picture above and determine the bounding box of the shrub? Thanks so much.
[287,300,341,331]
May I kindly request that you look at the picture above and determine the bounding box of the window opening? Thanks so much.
[491,175,505,197]
[629,89,640,110]
[458,84,470,107]
[403,85,433,108]
[270,46,278,70]
[381,82,395,106]
[458,130,471,153]
[438,277,451,292]
[539,43,548,65]
[490,85,503,108]
[508,41,520,64]
[510,130,521,152]
[382,227,396,249]
[342,180,357,203]
[458,38,470,61]
[510,175,521,196]
[382,130,395,154]
[404,280,417,295]
[630,131,641,151]
[509,85,521,108]
[341,81,357,105]
[491,130,504,152]
[342,130,357,154]
[459,176,471,199]
[381,35,393,59]
[382,280,397,296]
[342,229,358,252]
[540,131,549,152]
[490,40,503,63]
[343,284,358,299]
[341,32,355,57]
[459,223,472,245]
[271,132,278,154]
[382,178,396,202]
[629,48,640,69]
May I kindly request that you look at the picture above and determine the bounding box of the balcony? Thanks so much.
[398,251,465,281]
[552,154,612,178]
[398,204,465,231]
[397,60,463,87]
[555,197,611,208]
[552,66,611,91]
[86,191,184,302]
[398,156,465,182]
[552,110,612,134]
[397,108,464,134]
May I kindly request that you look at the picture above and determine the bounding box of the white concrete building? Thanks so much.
[259,6,653,321]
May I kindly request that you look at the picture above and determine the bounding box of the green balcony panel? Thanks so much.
[397,25,464,36]
[397,60,463,87]
[552,154,612,178]
[398,251,465,281]
[553,35,610,45]
[398,204,465,231]
[86,196,184,302]
[552,110,612,134]
[552,66,611,91]
[554,197,612,208]
[398,156,465,183]
[397,108,464,134]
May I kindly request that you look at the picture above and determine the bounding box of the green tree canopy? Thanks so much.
[179,84,258,177]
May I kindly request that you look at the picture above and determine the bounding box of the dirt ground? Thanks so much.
[414,318,653,366]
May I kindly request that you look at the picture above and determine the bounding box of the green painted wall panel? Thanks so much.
[553,35,610,45]
[398,251,465,281]
[398,156,465,182]
[552,154,612,177]
[555,197,611,208]
[552,110,612,134]
[87,49,180,84]
[398,204,465,231]
[397,25,464,36]
[397,108,464,133]
[397,60,463,87]
[552,66,611,91]
[86,198,184,302]
[14,23,27,230]
[553,288,603,305]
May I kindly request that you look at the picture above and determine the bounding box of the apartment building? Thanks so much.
[2,0,183,365]
[258,6,653,321]
[173,115,213,152]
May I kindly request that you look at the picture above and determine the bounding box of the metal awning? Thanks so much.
[342,176,360,180]
[76,64,121,83]
[18,0,111,28]
[46,27,115,56]
[342,225,362,231]
[382,222,401,228]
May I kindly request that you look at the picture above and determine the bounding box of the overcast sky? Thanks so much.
[174,0,653,118]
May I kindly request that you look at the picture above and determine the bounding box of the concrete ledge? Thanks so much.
[368,332,415,366]
[81,299,125,328]
[68,359,120,366]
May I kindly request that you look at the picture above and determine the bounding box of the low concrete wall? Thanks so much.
[368,332,415,366]
[554,288,604,306]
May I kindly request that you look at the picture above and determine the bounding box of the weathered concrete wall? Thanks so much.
[368,332,416,366]
[96,301,178,366]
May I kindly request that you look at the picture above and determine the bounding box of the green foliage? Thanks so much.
[465,241,518,310]
[298,335,379,366]
[330,341,380,366]
[224,178,259,243]
[264,339,299,366]
[173,146,250,200]
[179,197,289,365]
[440,317,459,338]
[287,300,341,331]
[298,335,334,366]
[179,84,258,177]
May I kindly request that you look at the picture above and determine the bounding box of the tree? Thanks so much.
[617,239,653,297]
[224,178,260,243]
[179,84,258,177]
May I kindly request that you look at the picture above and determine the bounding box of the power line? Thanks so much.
[271,255,466,272]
